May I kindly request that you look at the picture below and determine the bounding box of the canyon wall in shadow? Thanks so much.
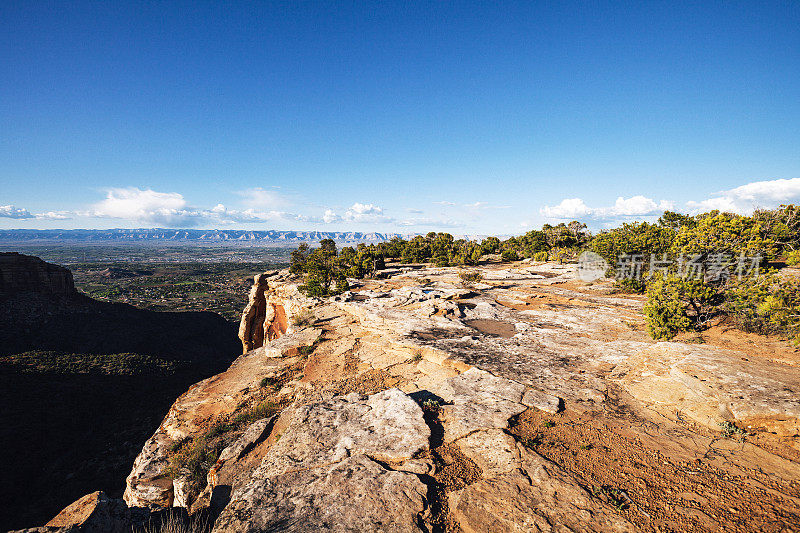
[0,252,241,530]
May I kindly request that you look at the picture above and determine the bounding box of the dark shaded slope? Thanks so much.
[0,292,239,363]
[0,292,240,530]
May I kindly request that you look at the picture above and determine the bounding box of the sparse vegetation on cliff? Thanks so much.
[140,510,210,533]
[291,309,314,327]
[165,399,283,484]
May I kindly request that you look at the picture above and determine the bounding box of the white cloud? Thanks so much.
[322,209,341,224]
[540,198,593,218]
[0,205,73,220]
[727,178,800,202]
[209,204,313,224]
[322,203,398,224]
[686,196,737,213]
[91,188,191,225]
[236,187,287,209]
[407,208,424,214]
[343,203,393,223]
[604,196,674,216]
[608,195,657,216]
[88,187,311,227]
[35,211,71,220]
[434,201,457,206]
[0,205,34,219]
[541,196,672,221]
[687,178,800,214]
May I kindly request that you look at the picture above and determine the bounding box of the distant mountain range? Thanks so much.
[0,228,406,244]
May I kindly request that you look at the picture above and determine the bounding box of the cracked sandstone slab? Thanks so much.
[450,442,635,533]
[212,455,427,533]
[614,342,800,436]
[212,388,431,532]
[431,368,528,442]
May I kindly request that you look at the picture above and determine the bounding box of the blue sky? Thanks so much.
[1,1,799,234]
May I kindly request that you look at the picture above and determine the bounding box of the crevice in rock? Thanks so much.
[409,391,482,533]
[200,484,232,529]
[415,472,451,533]
[343,338,362,375]
[235,414,278,461]
[518,464,534,486]
[362,451,444,533]
[410,392,450,533]
[410,391,447,448]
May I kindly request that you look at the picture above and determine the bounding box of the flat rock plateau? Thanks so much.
[16,261,800,532]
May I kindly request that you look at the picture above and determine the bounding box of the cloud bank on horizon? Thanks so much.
[540,196,675,221]
[539,177,800,226]
[3,177,800,233]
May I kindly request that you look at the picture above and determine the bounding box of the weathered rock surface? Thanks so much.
[614,342,800,435]
[28,260,800,532]
[213,389,430,532]
[217,416,275,465]
[262,389,428,472]
[433,368,528,441]
[522,388,563,414]
[454,429,520,478]
[451,443,635,533]
[214,455,427,533]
